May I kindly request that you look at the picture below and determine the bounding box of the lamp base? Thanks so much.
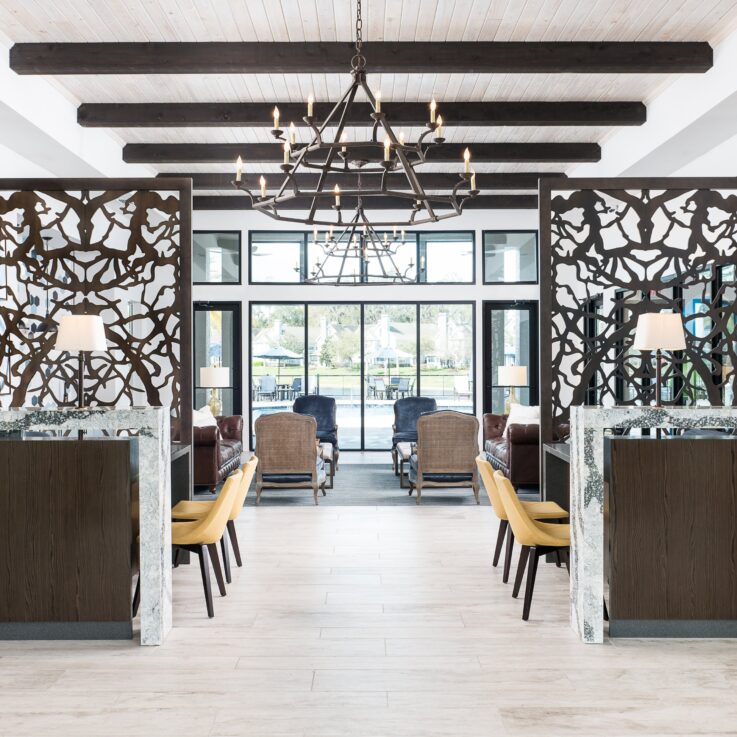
[208,388,222,417]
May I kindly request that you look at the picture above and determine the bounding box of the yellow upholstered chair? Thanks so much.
[494,469,570,620]
[172,468,243,618]
[476,455,567,582]
[172,457,258,583]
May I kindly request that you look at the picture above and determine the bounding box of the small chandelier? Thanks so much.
[232,0,479,234]
[304,215,421,286]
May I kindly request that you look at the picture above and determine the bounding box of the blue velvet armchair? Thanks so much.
[391,396,437,474]
[293,394,339,469]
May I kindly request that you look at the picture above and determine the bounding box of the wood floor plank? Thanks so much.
[0,505,736,736]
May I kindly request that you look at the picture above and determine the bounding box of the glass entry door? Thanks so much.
[483,301,538,415]
[194,302,242,416]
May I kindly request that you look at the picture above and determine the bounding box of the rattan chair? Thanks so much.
[408,410,480,504]
[254,412,327,505]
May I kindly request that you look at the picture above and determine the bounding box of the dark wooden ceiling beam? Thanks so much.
[78,101,646,127]
[10,42,712,74]
[193,194,538,210]
[156,171,566,191]
[124,142,600,164]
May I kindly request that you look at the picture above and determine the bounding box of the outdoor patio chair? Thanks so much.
[258,375,277,400]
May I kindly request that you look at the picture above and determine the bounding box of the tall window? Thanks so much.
[483,301,538,415]
[483,231,538,284]
[250,302,475,449]
[193,231,241,284]
[194,302,242,415]
[249,231,475,285]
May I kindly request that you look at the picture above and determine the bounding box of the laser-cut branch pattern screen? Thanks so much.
[543,186,737,432]
[0,184,191,442]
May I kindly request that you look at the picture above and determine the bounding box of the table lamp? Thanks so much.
[200,365,230,416]
[498,365,528,413]
[633,312,686,407]
[54,314,107,408]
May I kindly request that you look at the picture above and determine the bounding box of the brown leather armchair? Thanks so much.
[483,413,540,487]
[193,416,244,492]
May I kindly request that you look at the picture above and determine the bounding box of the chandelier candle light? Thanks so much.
[232,0,479,285]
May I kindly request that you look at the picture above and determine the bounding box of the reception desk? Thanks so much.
[570,406,737,643]
[0,408,171,645]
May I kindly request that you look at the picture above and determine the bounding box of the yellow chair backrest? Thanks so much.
[475,455,507,520]
[190,469,243,545]
[230,456,258,520]
[493,470,545,547]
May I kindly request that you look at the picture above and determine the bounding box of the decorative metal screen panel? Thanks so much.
[540,179,737,442]
[0,179,192,443]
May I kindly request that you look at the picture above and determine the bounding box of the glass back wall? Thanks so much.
[250,302,475,450]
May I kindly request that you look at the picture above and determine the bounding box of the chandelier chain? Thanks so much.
[351,0,366,70]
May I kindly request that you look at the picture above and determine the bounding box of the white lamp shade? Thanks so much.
[200,366,230,388]
[498,365,528,386]
[633,313,686,351]
[54,314,107,352]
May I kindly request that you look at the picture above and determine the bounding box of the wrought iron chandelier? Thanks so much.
[232,0,479,284]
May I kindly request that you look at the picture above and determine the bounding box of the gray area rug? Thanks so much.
[237,462,492,507]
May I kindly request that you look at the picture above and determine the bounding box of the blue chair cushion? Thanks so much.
[262,458,326,486]
[408,454,473,484]
[392,430,417,446]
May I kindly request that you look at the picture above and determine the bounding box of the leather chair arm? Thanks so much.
[193,425,220,446]
[482,413,506,442]
[217,415,243,442]
[507,423,540,444]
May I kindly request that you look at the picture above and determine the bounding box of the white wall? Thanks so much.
[192,206,539,435]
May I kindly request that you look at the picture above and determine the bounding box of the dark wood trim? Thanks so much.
[11,42,712,74]
[79,100,646,127]
[124,142,600,164]
[160,171,564,192]
[195,194,537,211]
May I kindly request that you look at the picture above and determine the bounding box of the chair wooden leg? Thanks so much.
[392,447,398,475]
[472,482,480,505]
[227,519,243,567]
[173,546,182,568]
[313,485,319,505]
[132,576,140,617]
[256,484,262,506]
[554,548,562,568]
[492,520,508,567]
[207,543,227,597]
[415,483,422,505]
[220,535,232,584]
[522,548,541,621]
[513,545,530,598]
[196,545,215,618]
[603,598,609,622]
[502,527,515,583]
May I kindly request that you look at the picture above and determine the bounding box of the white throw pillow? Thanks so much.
[504,404,540,438]
[193,405,218,428]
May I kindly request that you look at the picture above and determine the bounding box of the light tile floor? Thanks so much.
[1,507,737,736]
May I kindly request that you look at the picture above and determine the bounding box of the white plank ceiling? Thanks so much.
[3,0,737,190]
